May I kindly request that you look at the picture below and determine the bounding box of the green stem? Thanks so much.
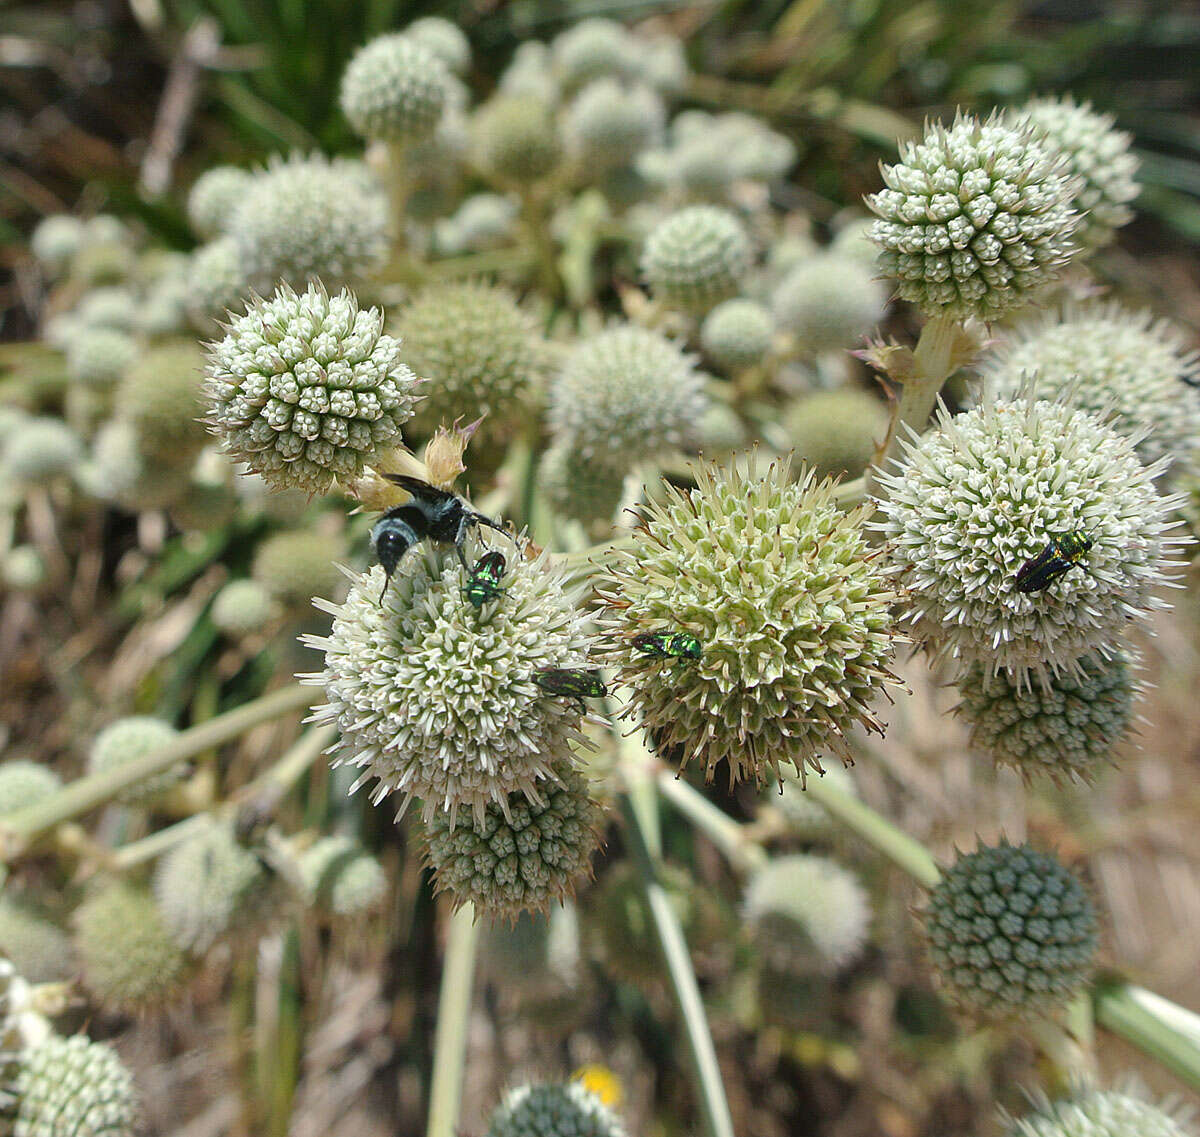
[426,903,480,1137]
[1093,978,1200,1092]
[655,769,766,875]
[0,683,316,860]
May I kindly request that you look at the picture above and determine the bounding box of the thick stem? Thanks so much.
[655,769,766,876]
[1093,979,1200,1092]
[426,903,480,1137]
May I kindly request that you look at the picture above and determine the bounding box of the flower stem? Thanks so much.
[654,769,766,875]
[0,683,316,861]
[426,903,480,1137]
[1093,977,1200,1092]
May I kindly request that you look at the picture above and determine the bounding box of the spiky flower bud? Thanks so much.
[296,835,386,916]
[743,853,870,974]
[867,112,1081,319]
[977,300,1200,473]
[956,649,1137,783]
[204,282,420,493]
[210,579,278,636]
[306,546,593,826]
[88,716,183,804]
[186,166,253,240]
[73,883,187,1012]
[152,821,266,954]
[2,419,81,484]
[539,444,625,528]
[1007,1087,1191,1137]
[772,254,887,353]
[229,154,389,291]
[0,901,73,984]
[473,96,562,185]
[65,327,138,389]
[548,324,707,466]
[15,1035,138,1137]
[392,281,541,435]
[784,389,888,481]
[486,1081,626,1137]
[700,299,774,371]
[596,457,900,787]
[251,530,346,608]
[405,17,471,75]
[924,841,1097,1018]
[339,34,450,145]
[564,80,665,168]
[1013,95,1139,250]
[186,237,250,327]
[0,763,61,817]
[30,215,85,274]
[875,397,1187,682]
[424,764,602,920]
[552,18,637,90]
[641,206,752,313]
[115,339,208,468]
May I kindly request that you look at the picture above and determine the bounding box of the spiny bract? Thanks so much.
[596,456,900,787]
[486,1081,627,1137]
[15,1035,138,1137]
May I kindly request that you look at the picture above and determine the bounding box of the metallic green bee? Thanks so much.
[1015,530,1094,595]
[631,630,702,660]
[464,550,506,609]
[532,667,607,712]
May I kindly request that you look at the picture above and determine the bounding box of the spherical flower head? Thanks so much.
[88,716,184,804]
[404,17,471,75]
[210,579,278,636]
[251,529,346,608]
[1013,95,1139,250]
[875,396,1188,683]
[187,237,251,328]
[15,1035,138,1137]
[339,33,450,145]
[700,299,774,372]
[641,206,752,314]
[867,112,1081,320]
[539,444,625,528]
[30,215,85,274]
[65,326,138,389]
[743,853,871,974]
[486,1081,627,1137]
[564,79,665,168]
[392,281,541,435]
[548,324,707,466]
[71,241,135,288]
[772,253,887,353]
[696,402,748,455]
[0,900,73,984]
[0,763,62,817]
[204,282,420,493]
[977,300,1200,473]
[956,649,1137,783]
[830,216,879,266]
[1,418,81,484]
[115,339,208,468]
[924,840,1097,1018]
[306,545,594,827]
[73,883,187,1012]
[784,388,889,481]
[229,154,389,291]
[1006,1087,1192,1137]
[552,19,637,90]
[433,193,519,256]
[424,763,602,920]
[768,761,858,841]
[498,42,560,104]
[472,96,562,185]
[75,287,139,332]
[187,166,253,240]
[297,835,386,916]
[596,456,900,787]
[152,820,266,954]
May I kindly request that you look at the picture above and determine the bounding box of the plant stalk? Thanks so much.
[426,903,480,1137]
[1093,978,1200,1092]
[655,769,766,875]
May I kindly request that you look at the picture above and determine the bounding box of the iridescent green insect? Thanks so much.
[1015,530,1094,595]
[631,630,702,660]
[464,550,506,609]
[532,667,607,712]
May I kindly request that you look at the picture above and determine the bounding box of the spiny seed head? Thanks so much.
[867,112,1081,320]
[924,840,1098,1018]
[875,396,1189,684]
[152,820,267,954]
[210,579,278,635]
[486,1081,627,1137]
[0,763,62,816]
[2,418,82,484]
[641,205,752,313]
[784,388,889,481]
[1006,1087,1193,1137]
[186,166,253,240]
[548,324,707,466]
[339,33,450,145]
[65,326,138,389]
[229,154,389,292]
[392,281,542,435]
[297,835,386,916]
[472,96,562,185]
[772,253,888,353]
[404,17,471,75]
[539,444,625,528]
[977,300,1200,473]
[424,763,602,920]
[30,215,85,274]
[956,649,1138,784]
[115,339,208,468]
[1011,95,1140,250]
[700,298,775,372]
[73,883,187,1012]
[204,282,420,493]
[0,900,73,984]
[15,1035,138,1137]
[88,716,183,804]
[595,455,901,788]
[305,546,594,828]
[186,237,251,328]
[743,853,871,974]
[251,529,346,608]
[564,79,665,168]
